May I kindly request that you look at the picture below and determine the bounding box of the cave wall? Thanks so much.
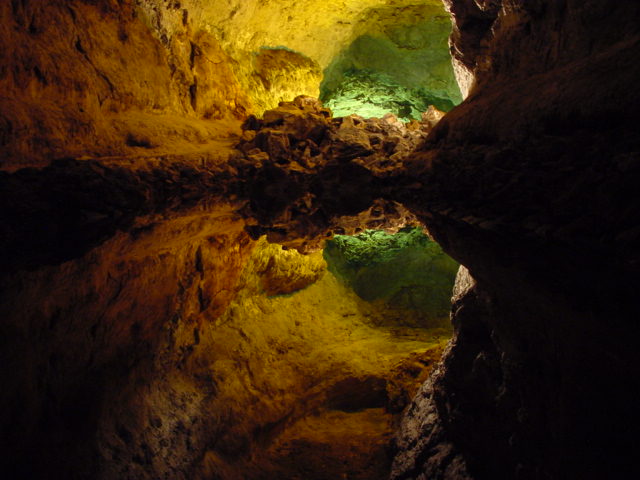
[0,0,447,169]
[392,0,640,478]
[0,0,250,169]
[320,2,461,119]
[0,206,255,478]
[444,0,640,97]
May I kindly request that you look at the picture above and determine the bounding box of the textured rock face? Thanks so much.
[320,3,461,119]
[147,0,446,75]
[444,0,640,97]
[390,0,640,479]
[0,0,248,168]
[0,0,448,169]
[236,96,441,251]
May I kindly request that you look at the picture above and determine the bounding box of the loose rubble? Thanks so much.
[235,96,444,251]
[236,95,442,175]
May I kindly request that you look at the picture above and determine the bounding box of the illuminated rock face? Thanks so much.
[324,228,459,327]
[0,0,449,168]
[321,69,455,122]
[321,5,462,119]
[247,47,323,115]
[0,1,250,168]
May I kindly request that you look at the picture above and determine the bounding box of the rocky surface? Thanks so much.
[0,0,449,169]
[141,0,447,99]
[320,3,461,119]
[236,96,442,251]
[0,0,248,168]
[322,70,455,122]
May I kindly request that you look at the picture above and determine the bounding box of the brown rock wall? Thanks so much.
[445,0,640,96]
[0,0,248,168]
[0,205,254,478]
[391,0,640,478]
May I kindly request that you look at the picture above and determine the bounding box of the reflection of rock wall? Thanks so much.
[0,205,255,478]
[324,228,459,328]
[236,96,436,252]
[0,211,449,478]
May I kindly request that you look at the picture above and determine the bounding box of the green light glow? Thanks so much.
[324,228,459,327]
[320,12,461,121]
[323,69,455,121]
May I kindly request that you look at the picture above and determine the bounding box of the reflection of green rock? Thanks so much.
[324,228,459,327]
[320,12,462,121]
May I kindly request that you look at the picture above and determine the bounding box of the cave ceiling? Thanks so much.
[137,0,458,117]
[155,0,447,67]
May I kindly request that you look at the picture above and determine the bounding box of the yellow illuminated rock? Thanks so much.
[0,0,453,168]
[187,237,449,479]
[252,239,327,295]
[137,0,451,115]
[247,48,323,115]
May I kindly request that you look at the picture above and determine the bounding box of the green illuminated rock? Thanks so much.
[322,69,454,121]
[324,228,459,327]
[321,12,462,121]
